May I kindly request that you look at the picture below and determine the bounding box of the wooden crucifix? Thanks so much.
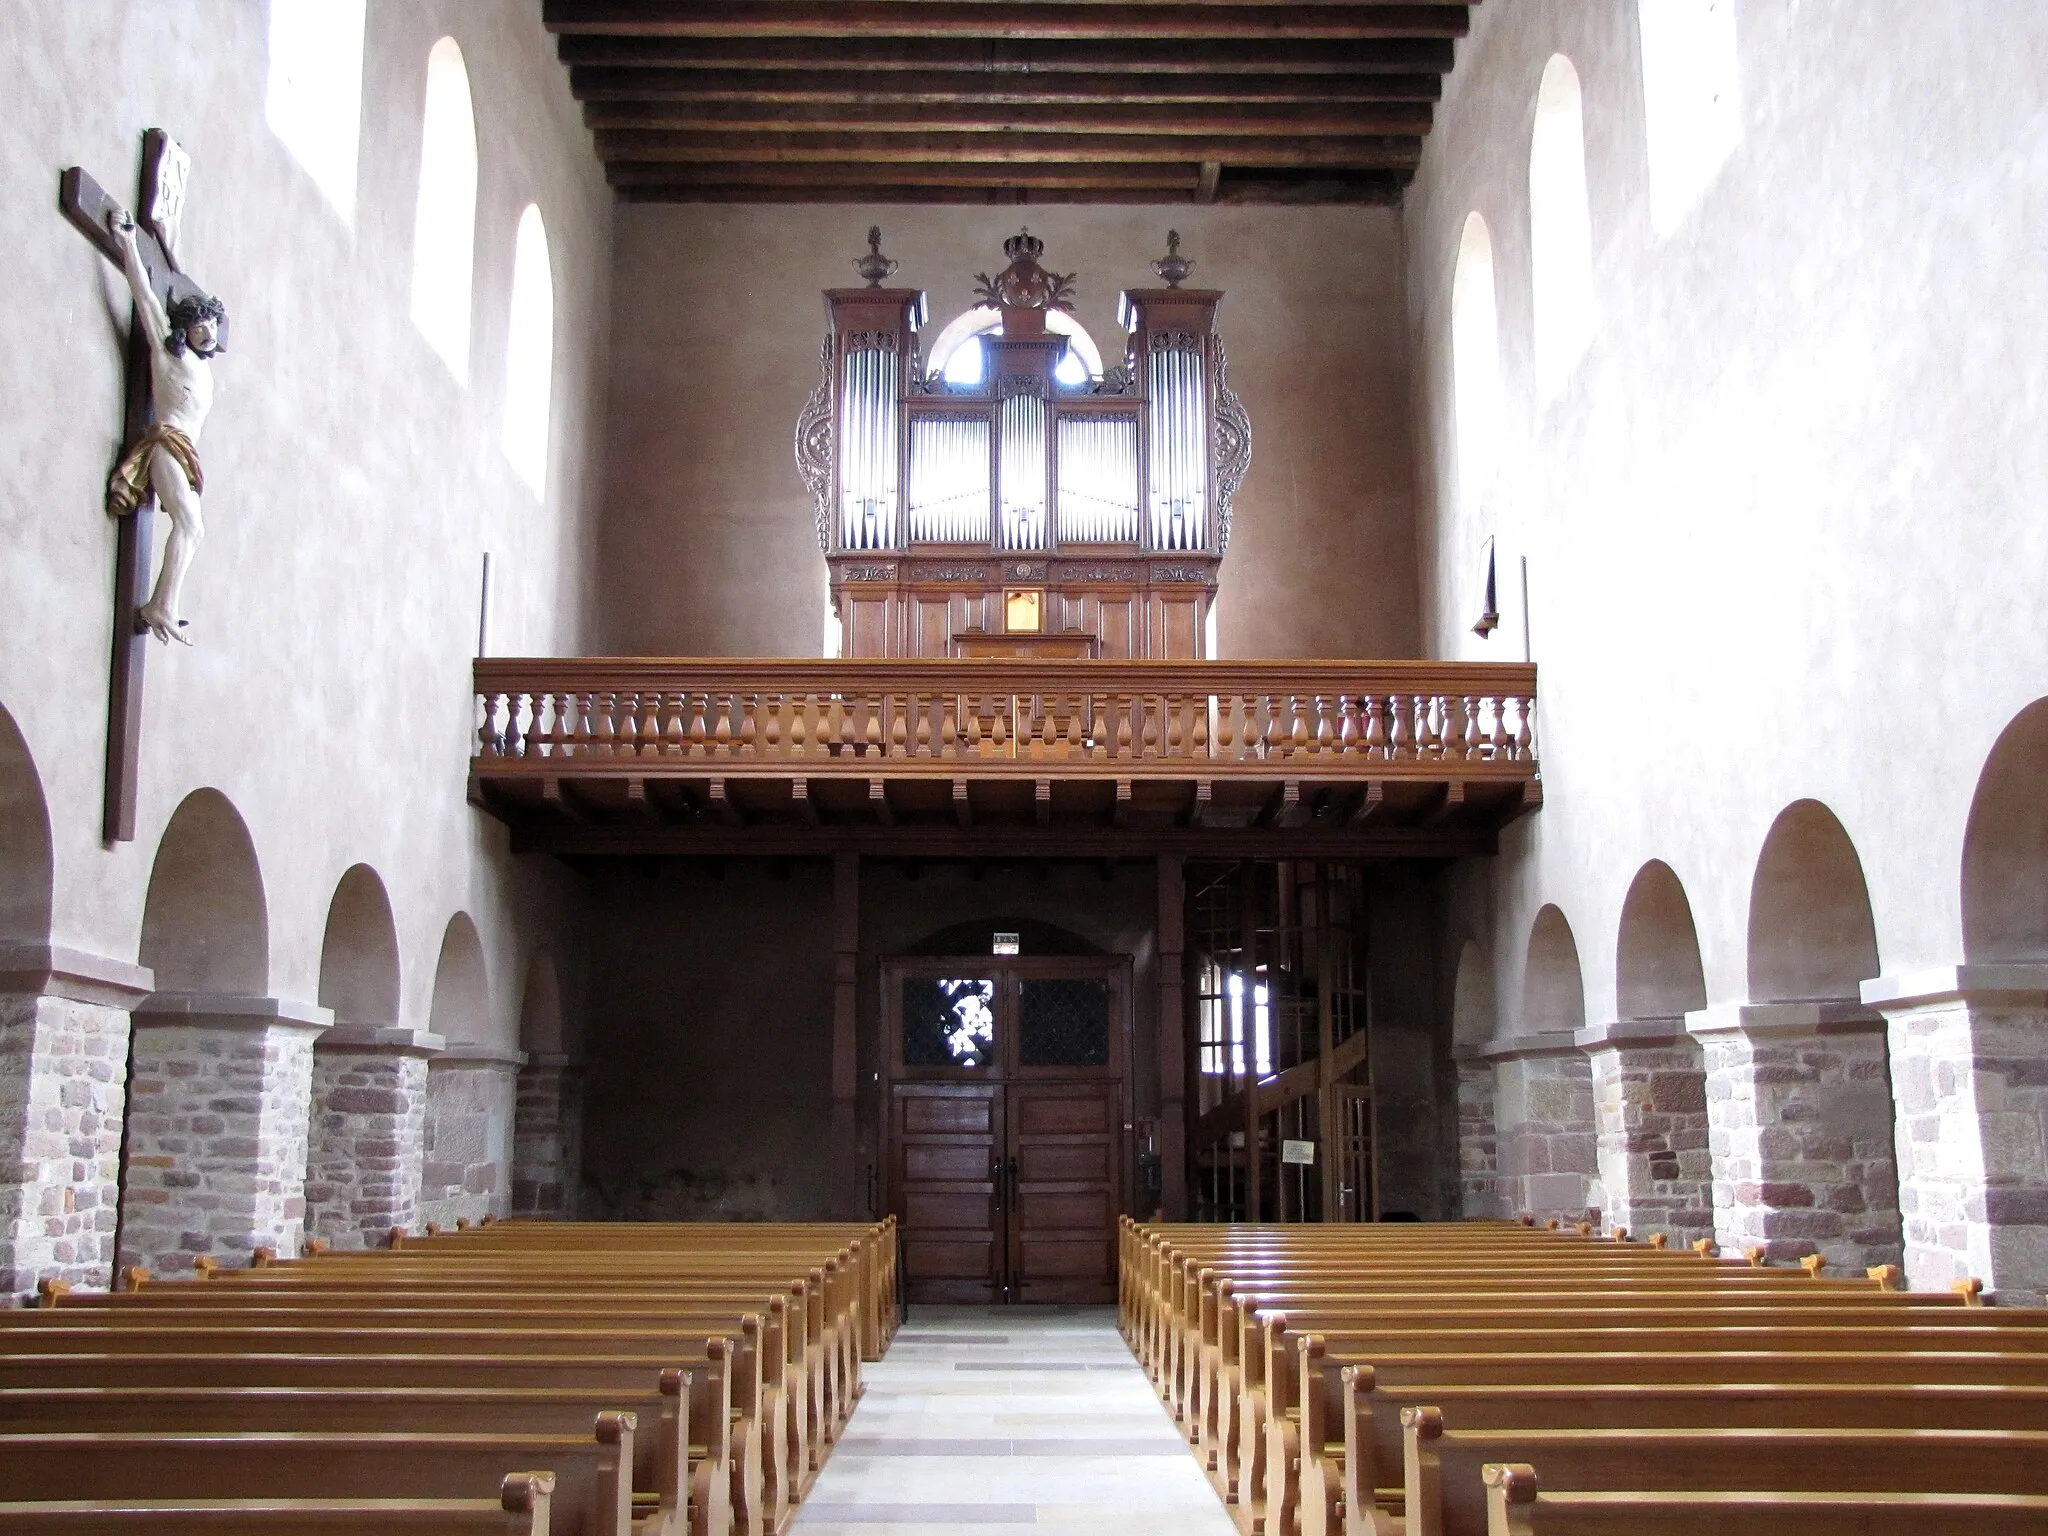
[60,129,230,844]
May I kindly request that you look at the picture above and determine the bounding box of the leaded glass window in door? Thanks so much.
[1018,978,1110,1068]
[903,977,997,1069]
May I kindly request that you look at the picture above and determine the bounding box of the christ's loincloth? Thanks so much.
[106,423,203,516]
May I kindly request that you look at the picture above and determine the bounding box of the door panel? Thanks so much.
[1008,1080,1120,1304]
[892,1082,1003,1303]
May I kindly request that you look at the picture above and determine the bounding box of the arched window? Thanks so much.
[1637,0,1741,236]
[264,0,367,222]
[1450,212,1503,501]
[503,204,554,495]
[1530,55,1596,401]
[925,305,1104,389]
[411,37,478,382]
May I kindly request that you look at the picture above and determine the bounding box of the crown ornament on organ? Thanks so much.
[973,228,1078,314]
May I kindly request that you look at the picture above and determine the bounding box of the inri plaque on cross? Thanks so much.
[60,129,230,844]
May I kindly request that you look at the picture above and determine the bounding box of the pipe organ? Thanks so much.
[797,231,1250,660]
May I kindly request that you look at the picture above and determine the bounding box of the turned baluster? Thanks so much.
[658,692,683,758]
[1192,693,1211,757]
[941,694,961,756]
[1421,694,1445,759]
[1258,694,1282,759]
[1458,695,1480,761]
[619,692,644,758]
[1112,695,1132,758]
[789,693,810,758]
[760,694,781,757]
[1516,694,1536,759]
[477,692,503,758]
[912,692,933,757]
[1135,694,1155,758]
[710,692,732,755]
[1214,695,1236,758]
[1387,694,1412,760]
[684,694,707,757]
[589,693,615,757]
[1337,694,1360,756]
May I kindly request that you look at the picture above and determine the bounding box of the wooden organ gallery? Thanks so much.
[471,229,1542,1306]
[801,229,1250,661]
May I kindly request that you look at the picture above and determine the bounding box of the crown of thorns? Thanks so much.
[164,292,227,355]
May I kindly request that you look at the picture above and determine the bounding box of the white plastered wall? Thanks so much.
[0,0,610,1048]
[1406,0,2048,1025]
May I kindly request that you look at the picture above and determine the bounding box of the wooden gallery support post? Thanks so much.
[831,851,860,1218]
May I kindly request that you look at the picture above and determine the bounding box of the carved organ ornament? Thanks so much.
[797,230,1249,660]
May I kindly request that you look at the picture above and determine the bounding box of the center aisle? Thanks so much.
[792,1305,1237,1535]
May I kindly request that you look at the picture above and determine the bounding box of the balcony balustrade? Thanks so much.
[470,657,1540,857]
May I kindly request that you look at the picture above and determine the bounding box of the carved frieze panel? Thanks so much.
[1212,335,1252,555]
[842,564,898,583]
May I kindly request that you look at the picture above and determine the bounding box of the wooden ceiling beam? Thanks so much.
[593,127,1422,167]
[568,67,1445,104]
[608,169,1408,205]
[606,159,1201,190]
[553,35,1458,73]
[584,99,1434,137]
[542,2,1473,42]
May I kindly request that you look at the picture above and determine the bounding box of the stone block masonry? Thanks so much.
[1453,1055,1499,1218]
[513,1054,584,1219]
[118,995,330,1274]
[1579,1021,1712,1243]
[0,946,153,1298]
[305,1026,439,1250]
[1481,1034,1602,1226]
[419,1045,524,1229]
[1690,1002,1903,1275]
[1866,967,2048,1305]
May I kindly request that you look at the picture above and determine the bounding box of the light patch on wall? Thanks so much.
[1638,0,1743,237]
[503,205,555,495]
[264,0,366,224]
[411,37,479,383]
[1451,212,1504,506]
[1530,54,1597,402]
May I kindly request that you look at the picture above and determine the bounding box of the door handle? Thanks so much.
[991,1156,1006,1211]
[1006,1156,1020,1210]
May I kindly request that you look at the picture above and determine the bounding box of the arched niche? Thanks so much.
[1521,904,1587,1034]
[427,912,493,1045]
[0,700,54,945]
[518,950,565,1056]
[1451,210,1503,500]
[1451,939,1496,1046]
[317,865,400,1025]
[1615,860,1709,1020]
[139,789,268,995]
[1962,698,2048,963]
[1747,800,1880,1003]
[1530,53,1595,400]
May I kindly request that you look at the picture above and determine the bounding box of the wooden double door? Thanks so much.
[884,958,1130,1304]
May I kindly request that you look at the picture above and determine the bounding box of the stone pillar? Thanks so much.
[119,993,331,1274]
[304,1026,440,1250]
[420,1044,525,1228]
[1478,1033,1601,1225]
[1687,1002,1903,1273]
[0,945,153,1298]
[1576,1020,1712,1242]
[1863,966,2048,1304]
[512,1052,584,1219]
[1452,1051,1500,1218]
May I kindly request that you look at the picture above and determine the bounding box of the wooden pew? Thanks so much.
[0,1417,637,1536]
[1480,1465,2048,1536]
[1304,1368,2048,1536]
[0,1471,556,1536]
[1404,1418,2048,1536]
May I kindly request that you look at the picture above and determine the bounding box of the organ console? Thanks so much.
[796,230,1251,660]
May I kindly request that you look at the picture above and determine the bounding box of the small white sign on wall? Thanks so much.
[1281,1139,1316,1166]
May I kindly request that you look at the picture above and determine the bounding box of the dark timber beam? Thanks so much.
[592,127,1422,166]
[543,3,1475,43]
[568,67,1446,104]
[552,36,1461,75]
[509,822,1499,859]
[583,100,1436,136]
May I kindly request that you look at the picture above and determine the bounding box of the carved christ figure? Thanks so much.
[104,207,225,644]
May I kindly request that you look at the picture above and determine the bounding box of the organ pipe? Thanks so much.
[906,414,993,544]
[1056,415,1141,545]
[1147,341,1208,551]
[999,388,1050,551]
[838,344,900,550]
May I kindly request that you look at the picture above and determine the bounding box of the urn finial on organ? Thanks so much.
[853,225,899,287]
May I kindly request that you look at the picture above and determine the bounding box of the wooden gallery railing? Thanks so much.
[471,659,1538,779]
